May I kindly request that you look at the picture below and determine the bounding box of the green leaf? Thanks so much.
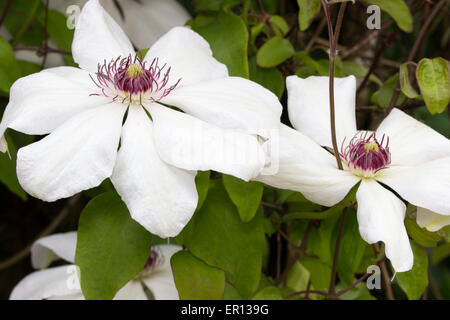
[252,286,283,300]
[190,11,249,78]
[195,171,210,211]
[371,74,406,108]
[177,180,266,298]
[75,192,152,300]
[337,209,368,285]
[223,174,264,222]
[171,250,225,300]
[286,261,310,292]
[342,60,382,86]
[364,0,413,32]
[38,10,75,66]
[0,36,21,92]
[297,0,321,31]
[431,243,450,265]
[416,58,450,114]
[399,62,420,98]
[269,15,290,36]
[283,204,343,221]
[256,36,295,68]
[396,240,429,300]
[301,257,331,292]
[404,217,441,247]
[249,57,285,98]
[16,60,40,77]
[0,134,27,200]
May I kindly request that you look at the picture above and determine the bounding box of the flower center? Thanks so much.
[90,55,181,105]
[340,132,391,178]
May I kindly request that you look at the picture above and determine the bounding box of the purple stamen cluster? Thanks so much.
[90,55,181,105]
[340,131,391,177]
[143,247,164,272]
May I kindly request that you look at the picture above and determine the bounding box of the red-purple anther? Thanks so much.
[340,132,391,177]
[90,55,180,105]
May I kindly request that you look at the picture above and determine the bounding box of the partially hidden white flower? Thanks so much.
[0,0,282,237]
[9,232,182,300]
[417,207,450,232]
[51,0,191,50]
[257,75,450,272]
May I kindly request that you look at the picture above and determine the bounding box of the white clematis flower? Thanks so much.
[9,232,182,300]
[50,0,191,51]
[417,207,450,232]
[0,0,282,237]
[257,75,450,272]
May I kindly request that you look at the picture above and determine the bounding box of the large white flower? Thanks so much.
[9,232,181,300]
[51,0,191,50]
[257,75,450,272]
[417,207,450,232]
[0,0,282,237]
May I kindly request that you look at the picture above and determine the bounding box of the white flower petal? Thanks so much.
[142,245,181,300]
[286,75,357,148]
[376,157,450,215]
[72,0,134,72]
[115,0,190,50]
[148,103,266,181]
[144,27,228,88]
[113,280,147,300]
[356,179,413,272]
[417,207,450,232]
[0,67,108,152]
[376,108,450,166]
[17,103,125,202]
[111,105,198,238]
[256,125,360,206]
[10,265,82,300]
[31,232,77,269]
[161,77,282,134]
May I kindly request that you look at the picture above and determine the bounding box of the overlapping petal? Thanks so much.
[31,232,77,269]
[9,265,83,300]
[111,106,198,238]
[356,179,413,272]
[256,125,360,206]
[72,0,134,72]
[417,207,450,232]
[17,103,125,202]
[115,0,190,50]
[376,157,450,215]
[160,77,282,134]
[144,27,228,88]
[149,103,266,181]
[376,108,450,166]
[0,67,108,152]
[286,75,357,148]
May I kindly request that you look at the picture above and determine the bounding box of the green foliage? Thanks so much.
[249,57,285,98]
[396,240,429,300]
[0,134,27,200]
[0,36,21,93]
[399,62,420,99]
[416,58,450,114]
[297,0,321,31]
[75,192,152,300]
[171,250,226,300]
[364,0,413,32]
[176,180,266,299]
[190,11,249,78]
[257,36,295,68]
[223,174,264,222]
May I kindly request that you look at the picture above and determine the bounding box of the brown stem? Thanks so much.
[372,243,395,300]
[284,289,328,300]
[40,0,50,69]
[322,0,346,170]
[0,0,13,27]
[336,255,386,296]
[328,208,347,298]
